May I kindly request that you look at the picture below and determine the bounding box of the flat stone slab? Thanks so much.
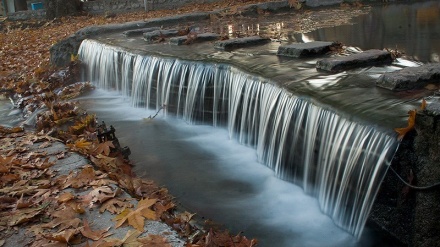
[143,29,179,42]
[214,36,271,50]
[122,27,160,37]
[169,33,220,45]
[277,41,336,58]
[316,49,393,72]
[376,63,440,91]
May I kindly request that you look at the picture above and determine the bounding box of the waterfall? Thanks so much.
[79,39,398,238]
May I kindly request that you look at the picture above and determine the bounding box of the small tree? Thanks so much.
[44,0,82,19]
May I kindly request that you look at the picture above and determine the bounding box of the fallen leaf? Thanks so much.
[395,110,416,140]
[44,228,77,243]
[138,234,172,247]
[82,186,120,208]
[57,192,75,203]
[41,205,81,230]
[99,198,133,214]
[80,219,112,241]
[113,198,158,231]
[93,141,115,156]
[8,202,49,226]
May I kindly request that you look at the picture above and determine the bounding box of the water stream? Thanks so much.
[76,1,439,246]
[2,1,439,246]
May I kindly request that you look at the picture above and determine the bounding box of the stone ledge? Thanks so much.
[316,49,393,72]
[143,29,179,42]
[169,33,219,45]
[123,27,160,37]
[277,41,336,58]
[376,63,440,91]
[214,36,271,51]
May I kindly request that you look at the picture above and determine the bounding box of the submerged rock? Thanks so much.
[316,49,393,72]
[169,33,219,45]
[143,29,179,42]
[277,41,336,58]
[376,63,440,91]
[214,36,271,51]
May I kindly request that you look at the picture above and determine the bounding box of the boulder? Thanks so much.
[214,36,271,51]
[376,63,440,91]
[413,97,440,247]
[277,41,336,58]
[316,49,393,72]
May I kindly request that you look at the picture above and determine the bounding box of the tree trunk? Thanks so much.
[14,0,27,11]
[44,0,82,19]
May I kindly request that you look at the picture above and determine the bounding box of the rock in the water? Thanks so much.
[277,41,336,58]
[316,49,393,72]
[143,29,179,42]
[169,33,220,45]
[123,27,160,37]
[214,36,271,50]
[376,63,440,91]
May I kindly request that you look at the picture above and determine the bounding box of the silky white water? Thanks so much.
[79,39,398,239]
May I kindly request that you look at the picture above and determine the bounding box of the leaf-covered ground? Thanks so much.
[0,1,284,246]
[2,0,409,246]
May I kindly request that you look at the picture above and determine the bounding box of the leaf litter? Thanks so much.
[0,0,371,245]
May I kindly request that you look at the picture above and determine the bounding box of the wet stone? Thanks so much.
[376,63,440,91]
[316,49,393,72]
[214,36,271,51]
[277,41,336,58]
[123,27,160,37]
[169,33,220,45]
[143,29,179,42]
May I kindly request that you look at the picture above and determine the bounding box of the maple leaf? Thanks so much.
[8,205,46,226]
[93,141,115,156]
[64,166,96,189]
[44,228,78,243]
[395,110,416,140]
[91,154,119,171]
[177,211,196,223]
[41,205,81,230]
[80,219,112,241]
[154,202,175,218]
[114,198,158,231]
[99,198,133,214]
[81,186,120,208]
[57,192,75,203]
[67,138,93,153]
[15,193,34,209]
[138,234,172,247]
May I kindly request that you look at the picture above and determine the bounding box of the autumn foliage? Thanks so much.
[0,1,274,245]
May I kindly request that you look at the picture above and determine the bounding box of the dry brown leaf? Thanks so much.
[64,166,96,189]
[93,141,115,156]
[44,228,78,243]
[57,192,75,203]
[82,186,120,208]
[80,219,112,241]
[99,198,133,214]
[8,206,45,226]
[113,198,157,231]
[41,205,81,230]
[138,234,172,247]
[395,110,416,140]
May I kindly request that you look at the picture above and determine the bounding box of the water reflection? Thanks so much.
[306,1,440,62]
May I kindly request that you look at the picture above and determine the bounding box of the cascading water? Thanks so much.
[79,39,398,238]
